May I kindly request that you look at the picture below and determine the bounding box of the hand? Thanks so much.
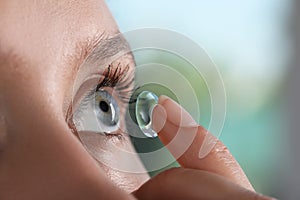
[133,96,275,200]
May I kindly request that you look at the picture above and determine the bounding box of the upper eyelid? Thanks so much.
[71,58,134,112]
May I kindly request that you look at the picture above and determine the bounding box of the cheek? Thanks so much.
[77,131,149,192]
[100,163,149,193]
[101,137,150,193]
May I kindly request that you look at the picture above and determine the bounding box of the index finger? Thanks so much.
[152,95,254,191]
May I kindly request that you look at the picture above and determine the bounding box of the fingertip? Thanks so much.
[157,95,169,105]
[157,95,198,128]
[151,104,167,133]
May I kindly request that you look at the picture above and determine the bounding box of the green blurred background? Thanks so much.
[107,0,293,198]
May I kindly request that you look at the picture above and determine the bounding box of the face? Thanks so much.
[0,0,149,197]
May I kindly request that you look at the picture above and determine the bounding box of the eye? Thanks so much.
[71,86,120,134]
[69,63,134,138]
[94,89,120,131]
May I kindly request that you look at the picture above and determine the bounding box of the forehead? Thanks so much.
[0,0,119,73]
[0,0,135,109]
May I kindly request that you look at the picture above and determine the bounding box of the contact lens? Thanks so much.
[135,91,159,138]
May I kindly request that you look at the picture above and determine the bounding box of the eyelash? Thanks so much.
[97,63,135,104]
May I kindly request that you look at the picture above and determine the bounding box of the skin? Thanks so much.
[0,0,275,199]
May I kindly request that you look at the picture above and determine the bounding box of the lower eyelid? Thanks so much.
[68,129,127,150]
[104,132,125,142]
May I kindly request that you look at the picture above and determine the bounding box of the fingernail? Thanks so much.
[158,95,198,128]
[198,133,217,159]
[151,104,167,133]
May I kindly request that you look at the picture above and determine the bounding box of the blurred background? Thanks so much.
[107,0,298,199]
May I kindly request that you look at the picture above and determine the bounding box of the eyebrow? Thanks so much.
[92,35,131,60]
[82,33,133,69]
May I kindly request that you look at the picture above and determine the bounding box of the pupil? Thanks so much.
[99,101,109,113]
